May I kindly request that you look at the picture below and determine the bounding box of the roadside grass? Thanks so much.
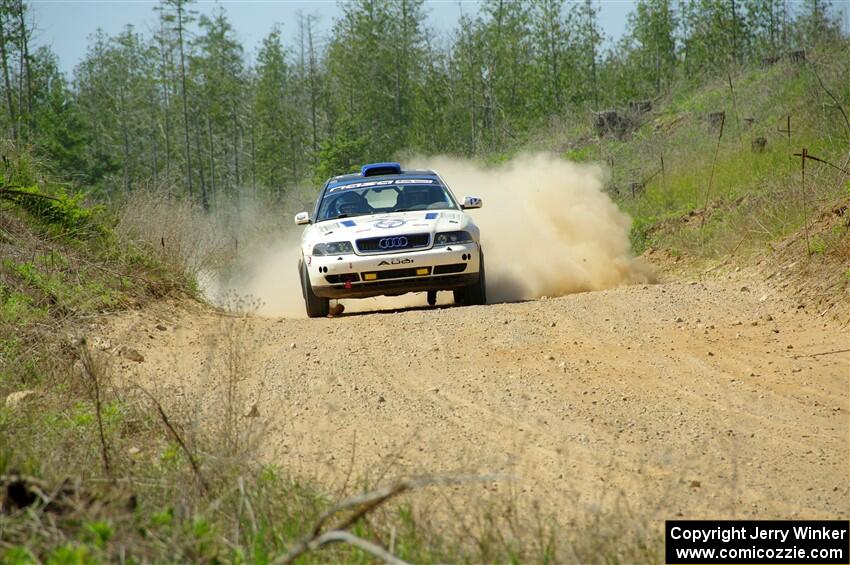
[547,43,849,263]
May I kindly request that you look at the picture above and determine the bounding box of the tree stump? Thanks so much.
[707,111,726,130]
[629,181,645,198]
[628,99,652,115]
[788,50,806,64]
[594,110,630,139]
[751,137,767,153]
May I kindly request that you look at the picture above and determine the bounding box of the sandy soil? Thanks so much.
[98,272,849,527]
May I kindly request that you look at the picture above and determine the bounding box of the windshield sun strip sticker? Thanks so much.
[327,178,437,192]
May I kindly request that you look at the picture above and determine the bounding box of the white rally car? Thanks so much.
[294,162,486,317]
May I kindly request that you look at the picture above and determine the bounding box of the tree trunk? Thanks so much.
[194,128,208,210]
[308,19,319,160]
[730,0,739,65]
[159,24,172,182]
[232,108,240,188]
[289,127,298,189]
[0,12,17,140]
[16,0,32,130]
[152,127,159,186]
[176,1,194,198]
[207,113,215,201]
[586,0,598,109]
[250,112,256,196]
[121,115,131,192]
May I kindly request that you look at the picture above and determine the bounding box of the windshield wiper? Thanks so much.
[327,212,370,221]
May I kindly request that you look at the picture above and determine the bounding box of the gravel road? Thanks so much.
[102,275,849,526]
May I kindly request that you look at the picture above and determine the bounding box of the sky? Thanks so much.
[31,0,637,76]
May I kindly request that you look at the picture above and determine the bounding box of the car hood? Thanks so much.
[301,210,477,254]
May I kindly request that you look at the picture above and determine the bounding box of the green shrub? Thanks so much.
[2,185,108,239]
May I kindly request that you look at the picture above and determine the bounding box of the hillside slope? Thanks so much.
[549,47,848,268]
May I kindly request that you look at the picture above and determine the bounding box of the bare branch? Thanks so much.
[809,62,850,140]
[77,340,112,479]
[792,152,850,176]
[793,348,850,359]
[275,473,509,565]
[135,385,210,495]
[306,531,410,565]
[700,112,725,230]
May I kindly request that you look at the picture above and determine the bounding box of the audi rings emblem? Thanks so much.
[379,236,409,249]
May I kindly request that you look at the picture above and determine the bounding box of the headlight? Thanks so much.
[434,231,473,245]
[312,241,353,256]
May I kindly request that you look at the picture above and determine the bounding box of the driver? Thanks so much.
[401,185,445,209]
[331,191,371,217]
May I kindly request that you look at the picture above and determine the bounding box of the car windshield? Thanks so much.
[316,179,457,221]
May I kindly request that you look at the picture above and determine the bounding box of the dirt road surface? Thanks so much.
[101,275,849,527]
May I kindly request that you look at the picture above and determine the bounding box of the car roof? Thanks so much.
[326,169,440,190]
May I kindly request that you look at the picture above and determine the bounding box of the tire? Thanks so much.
[427,290,437,306]
[454,250,486,306]
[301,261,329,318]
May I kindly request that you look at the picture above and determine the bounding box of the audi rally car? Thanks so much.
[294,162,486,317]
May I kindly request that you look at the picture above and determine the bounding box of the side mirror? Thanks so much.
[461,196,483,209]
[294,212,311,225]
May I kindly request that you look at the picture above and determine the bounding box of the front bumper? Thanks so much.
[305,243,480,299]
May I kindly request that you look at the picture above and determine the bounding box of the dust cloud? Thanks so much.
[410,153,653,302]
[199,230,307,318]
[201,153,652,317]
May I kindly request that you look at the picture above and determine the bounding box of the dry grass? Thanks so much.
[114,187,235,281]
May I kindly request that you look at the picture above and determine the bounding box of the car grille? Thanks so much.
[356,233,430,253]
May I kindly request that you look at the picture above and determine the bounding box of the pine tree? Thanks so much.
[627,0,678,93]
[157,0,196,201]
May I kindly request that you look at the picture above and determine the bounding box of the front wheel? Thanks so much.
[301,262,329,318]
[454,250,486,306]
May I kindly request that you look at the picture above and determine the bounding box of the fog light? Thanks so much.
[364,273,377,281]
[416,268,429,276]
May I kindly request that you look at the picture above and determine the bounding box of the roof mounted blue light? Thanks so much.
[361,162,402,177]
